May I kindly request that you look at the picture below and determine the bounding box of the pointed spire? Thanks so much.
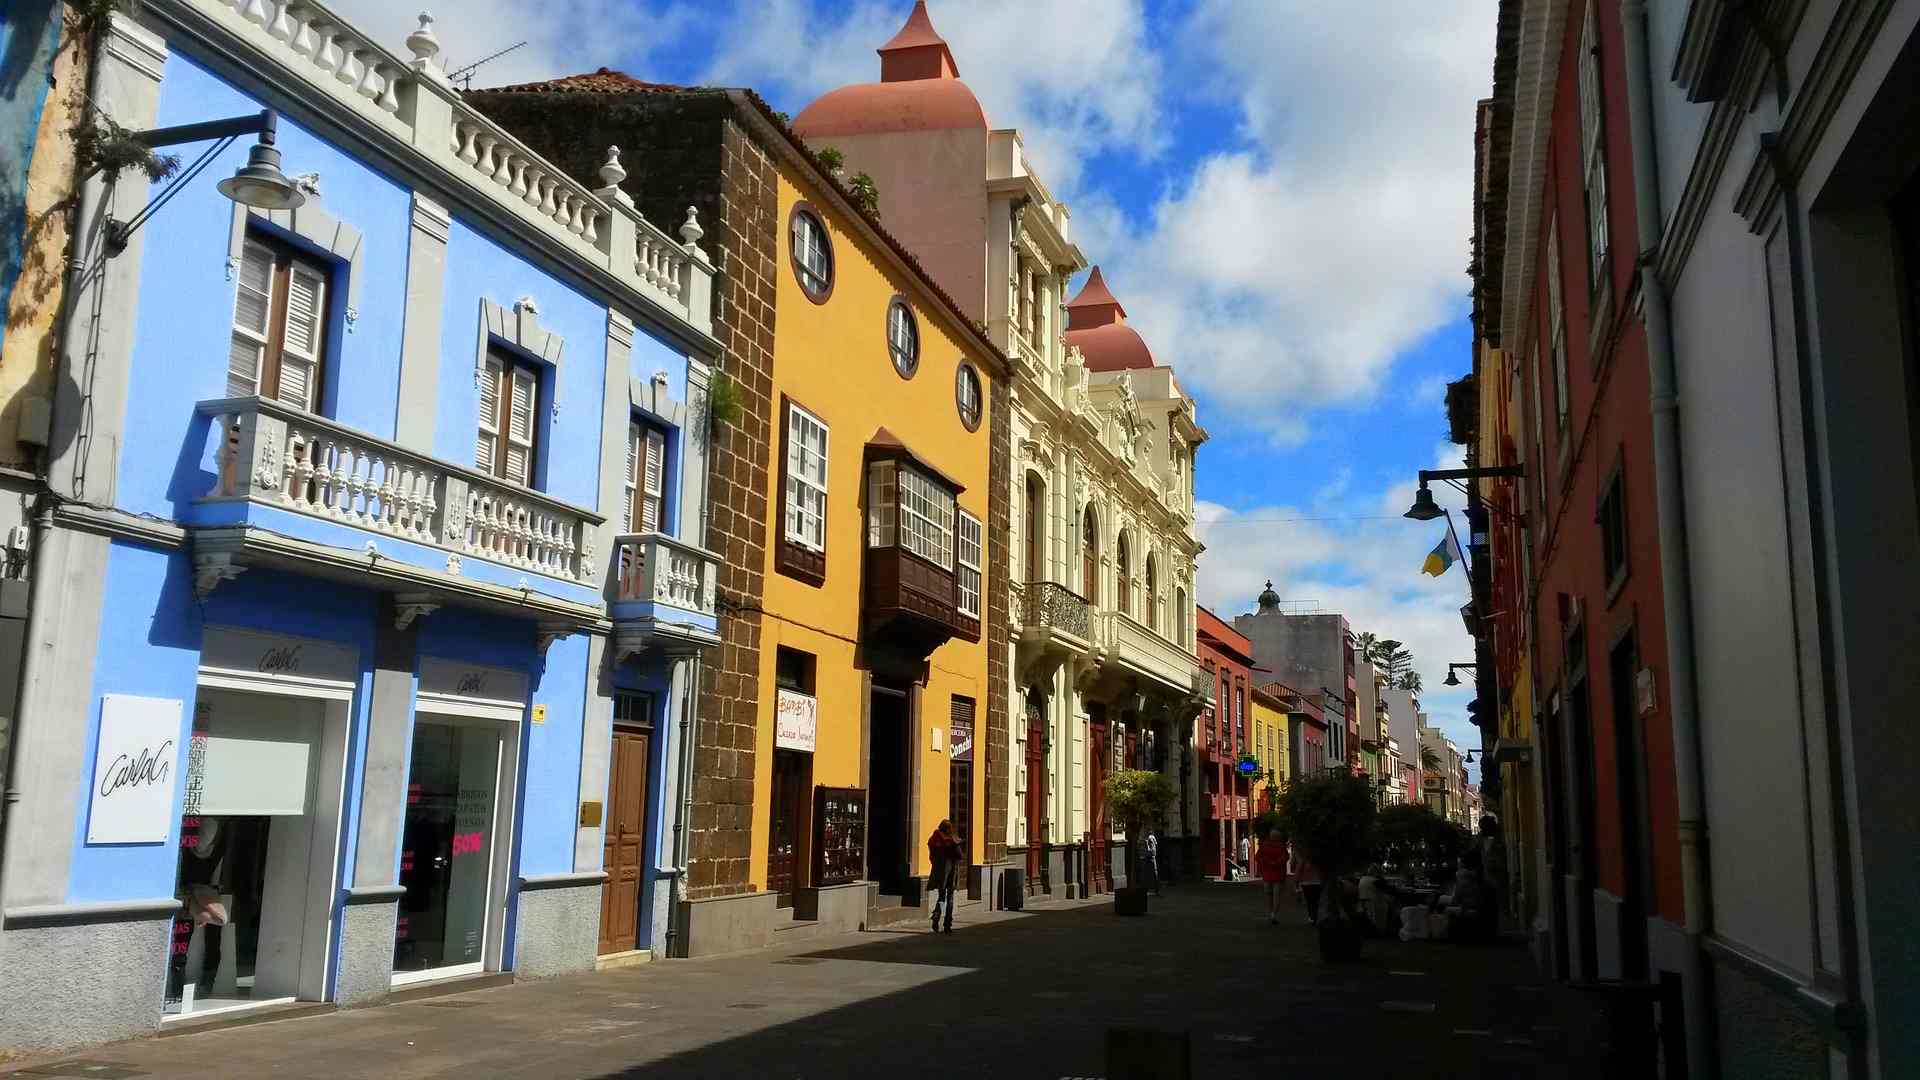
[879,1,960,82]
[1065,266,1127,330]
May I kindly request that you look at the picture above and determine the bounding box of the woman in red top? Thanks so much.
[927,821,962,934]
[1255,830,1290,924]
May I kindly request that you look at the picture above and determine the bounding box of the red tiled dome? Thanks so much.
[791,2,988,137]
[1065,267,1155,372]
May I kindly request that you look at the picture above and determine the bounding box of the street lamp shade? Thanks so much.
[216,138,306,211]
[1404,484,1444,521]
[1443,668,1461,686]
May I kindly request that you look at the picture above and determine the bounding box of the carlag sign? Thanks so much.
[88,694,185,844]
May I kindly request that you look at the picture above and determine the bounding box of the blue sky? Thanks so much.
[341,0,1497,772]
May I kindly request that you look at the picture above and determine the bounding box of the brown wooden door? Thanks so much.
[1088,708,1109,893]
[767,750,810,905]
[1024,699,1046,883]
[598,727,650,955]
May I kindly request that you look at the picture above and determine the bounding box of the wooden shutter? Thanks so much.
[228,241,274,397]
[641,427,665,533]
[504,366,537,485]
[623,422,639,533]
[476,353,502,474]
[275,263,326,410]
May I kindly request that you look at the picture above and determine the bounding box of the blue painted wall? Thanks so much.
[434,219,608,513]
[0,0,60,359]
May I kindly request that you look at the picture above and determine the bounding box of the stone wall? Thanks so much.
[984,373,1011,864]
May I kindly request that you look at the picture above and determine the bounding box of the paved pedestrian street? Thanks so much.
[3,883,1608,1080]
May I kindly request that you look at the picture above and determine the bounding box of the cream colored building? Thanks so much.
[790,0,1206,901]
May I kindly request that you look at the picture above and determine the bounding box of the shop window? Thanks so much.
[394,718,505,981]
[229,234,330,413]
[949,696,976,864]
[477,348,540,487]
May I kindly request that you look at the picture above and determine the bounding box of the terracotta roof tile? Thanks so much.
[484,67,687,95]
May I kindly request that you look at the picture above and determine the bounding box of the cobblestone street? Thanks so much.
[4,883,1607,1080]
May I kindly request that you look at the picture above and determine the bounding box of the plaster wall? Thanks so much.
[797,128,989,321]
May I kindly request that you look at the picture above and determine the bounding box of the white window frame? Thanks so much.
[791,210,831,296]
[478,350,539,487]
[784,403,828,553]
[887,299,918,377]
[1547,216,1569,438]
[956,509,982,619]
[895,464,953,569]
[228,236,329,412]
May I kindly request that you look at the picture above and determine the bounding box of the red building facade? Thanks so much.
[1479,0,1682,994]
[1195,607,1253,877]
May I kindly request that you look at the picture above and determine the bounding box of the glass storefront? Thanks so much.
[394,717,503,980]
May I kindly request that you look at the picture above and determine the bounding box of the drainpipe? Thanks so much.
[1620,4,1714,1077]
[665,649,701,957]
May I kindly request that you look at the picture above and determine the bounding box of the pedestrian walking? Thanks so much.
[1142,830,1162,894]
[1238,833,1251,875]
[1256,830,1289,923]
[1289,846,1324,924]
[1478,814,1507,926]
[927,820,962,934]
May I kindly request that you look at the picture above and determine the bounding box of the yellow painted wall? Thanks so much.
[1250,696,1290,810]
[746,160,997,890]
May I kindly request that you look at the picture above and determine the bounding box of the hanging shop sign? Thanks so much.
[88,694,185,844]
[775,688,817,752]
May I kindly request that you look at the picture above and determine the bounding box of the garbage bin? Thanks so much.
[999,867,1025,911]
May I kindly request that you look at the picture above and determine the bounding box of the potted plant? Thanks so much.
[1106,768,1175,916]
[1274,768,1378,961]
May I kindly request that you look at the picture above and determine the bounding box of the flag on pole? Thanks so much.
[1421,530,1463,577]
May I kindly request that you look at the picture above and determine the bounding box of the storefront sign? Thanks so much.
[88,694,184,844]
[775,689,816,752]
[201,626,356,687]
[417,658,530,722]
[949,715,973,763]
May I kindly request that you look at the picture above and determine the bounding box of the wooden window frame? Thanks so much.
[955,361,983,432]
[477,346,542,487]
[229,231,331,412]
[886,296,919,379]
[788,202,835,304]
[625,419,668,534]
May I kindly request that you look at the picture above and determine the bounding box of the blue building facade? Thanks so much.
[0,0,720,1053]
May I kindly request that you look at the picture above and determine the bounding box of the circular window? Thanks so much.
[955,361,983,431]
[788,203,833,303]
[886,298,919,378]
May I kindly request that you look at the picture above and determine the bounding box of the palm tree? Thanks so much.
[1419,746,1442,771]
[1398,670,1423,694]
[1354,632,1379,664]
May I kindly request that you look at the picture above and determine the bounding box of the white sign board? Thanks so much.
[88,694,185,844]
[774,689,816,752]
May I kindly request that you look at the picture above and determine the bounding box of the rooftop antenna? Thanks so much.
[447,40,528,91]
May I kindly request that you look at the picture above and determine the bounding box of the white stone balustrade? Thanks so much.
[1097,610,1200,694]
[167,0,715,337]
[202,396,602,584]
[613,533,718,616]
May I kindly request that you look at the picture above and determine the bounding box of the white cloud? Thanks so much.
[319,0,692,90]
[698,0,1164,190]
[1101,0,1493,436]
[1196,442,1490,778]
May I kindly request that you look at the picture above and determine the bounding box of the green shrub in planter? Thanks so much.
[1274,770,1378,958]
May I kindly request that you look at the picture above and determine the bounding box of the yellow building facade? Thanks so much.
[746,146,1006,913]
[1249,686,1291,813]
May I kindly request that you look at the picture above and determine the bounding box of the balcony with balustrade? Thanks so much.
[612,532,720,658]
[1014,581,1093,686]
[190,396,605,627]
[1100,610,1200,698]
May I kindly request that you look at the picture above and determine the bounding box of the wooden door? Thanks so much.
[767,750,810,905]
[1024,699,1046,883]
[598,726,650,955]
[1088,708,1109,893]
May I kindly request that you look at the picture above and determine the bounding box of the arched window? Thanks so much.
[1116,533,1131,617]
[1145,554,1159,633]
[1081,505,1099,604]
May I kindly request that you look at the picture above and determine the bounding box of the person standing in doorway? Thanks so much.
[1256,829,1289,924]
[928,820,962,934]
[1142,830,1162,895]
[1238,832,1251,877]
